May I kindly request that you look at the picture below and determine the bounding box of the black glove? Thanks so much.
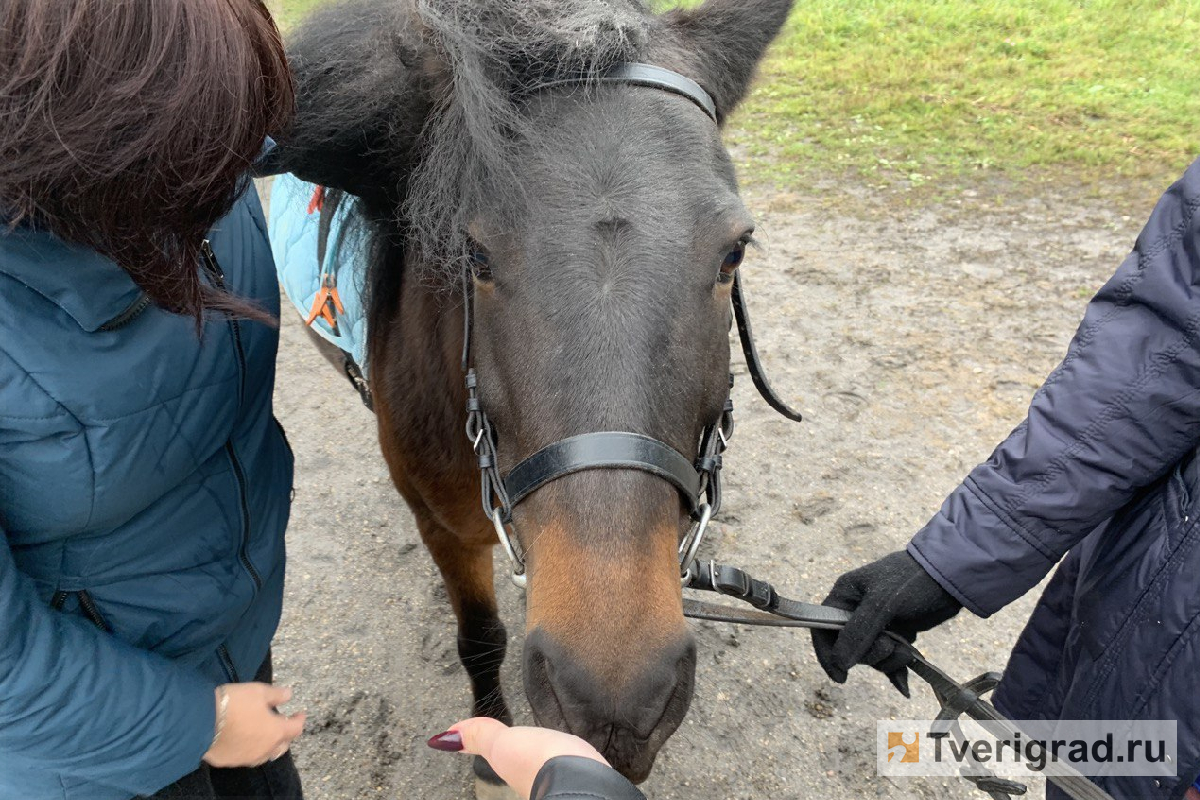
[811,550,962,697]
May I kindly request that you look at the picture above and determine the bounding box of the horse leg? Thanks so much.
[418,519,515,794]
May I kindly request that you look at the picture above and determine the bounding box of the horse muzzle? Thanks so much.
[522,625,697,783]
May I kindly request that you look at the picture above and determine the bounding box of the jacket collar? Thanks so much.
[0,225,145,333]
[0,155,271,332]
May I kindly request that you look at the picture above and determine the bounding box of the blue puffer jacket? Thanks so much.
[0,186,293,799]
[910,157,1200,799]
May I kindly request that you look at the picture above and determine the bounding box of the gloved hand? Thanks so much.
[811,550,962,697]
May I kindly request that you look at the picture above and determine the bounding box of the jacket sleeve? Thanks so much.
[530,756,646,800]
[0,530,218,795]
[909,156,1200,617]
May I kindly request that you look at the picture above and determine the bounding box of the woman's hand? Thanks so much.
[202,683,306,768]
[428,717,607,799]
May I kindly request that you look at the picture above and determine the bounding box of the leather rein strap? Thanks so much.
[683,561,1117,800]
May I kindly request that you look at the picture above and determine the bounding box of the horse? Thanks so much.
[266,0,795,789]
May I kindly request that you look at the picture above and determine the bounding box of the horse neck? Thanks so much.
[373,249,470,434]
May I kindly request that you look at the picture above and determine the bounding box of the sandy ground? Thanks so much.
[262,174,1159,799]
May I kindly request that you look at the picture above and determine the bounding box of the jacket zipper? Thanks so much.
[49,590,110,631]
[217,644,240,683]
[226,441,262,591]
[201,239,257,685]
[97,293,152,332]
[201,240,260,591]
[200,239,246,406]
[77,590,112,632]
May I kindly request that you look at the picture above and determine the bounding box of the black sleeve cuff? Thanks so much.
[530,756,646,800]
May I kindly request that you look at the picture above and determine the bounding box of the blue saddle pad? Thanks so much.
[268,173,369,373]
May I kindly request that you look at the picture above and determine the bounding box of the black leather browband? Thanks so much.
[531,62,719,123]
[503,431,703,511]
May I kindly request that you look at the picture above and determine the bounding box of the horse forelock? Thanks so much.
[403,0,658,285]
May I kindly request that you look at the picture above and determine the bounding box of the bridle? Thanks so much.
[461,63,803,589]
[313,61,1121,800]
[456,66,1119,800]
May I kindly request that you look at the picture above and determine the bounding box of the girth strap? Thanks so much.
[503,431,703,511]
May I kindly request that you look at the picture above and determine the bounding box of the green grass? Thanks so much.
[730,0,1199,190]
[267,0,326,31]
[272,0,1200,192]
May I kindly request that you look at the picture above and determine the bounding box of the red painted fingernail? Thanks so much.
[426,731,463,752]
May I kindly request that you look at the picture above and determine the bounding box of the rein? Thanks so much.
[682,561,1117,800]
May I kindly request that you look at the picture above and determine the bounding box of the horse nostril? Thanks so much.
[522,627,697,753]
[522,629,570,732]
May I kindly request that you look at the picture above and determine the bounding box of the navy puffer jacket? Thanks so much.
[910,157,1200,800]
[0,186,292,799]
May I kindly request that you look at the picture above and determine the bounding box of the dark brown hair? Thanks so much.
[0,0,294,321]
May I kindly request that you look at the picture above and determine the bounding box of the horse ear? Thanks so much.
[263,0,430,207]
[661,0,795,124]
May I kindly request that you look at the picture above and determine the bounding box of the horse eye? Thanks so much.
[470,247,493,281]
[718,242,745,282]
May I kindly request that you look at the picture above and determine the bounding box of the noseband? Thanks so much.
[463,62,803,588]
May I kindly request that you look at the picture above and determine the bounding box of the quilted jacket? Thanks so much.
[910,157,1200,799]
[0,185,292,799]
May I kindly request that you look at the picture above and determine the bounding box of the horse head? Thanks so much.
[271,0,795,783]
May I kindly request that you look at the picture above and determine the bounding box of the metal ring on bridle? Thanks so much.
[490,507,527,589]
[678,502,713,584]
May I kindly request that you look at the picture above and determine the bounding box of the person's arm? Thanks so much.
[0,531,218,794]
[813,156,1200,688]
[530,756,645,800]
[912,156,1200,617]
[431,718,645,800]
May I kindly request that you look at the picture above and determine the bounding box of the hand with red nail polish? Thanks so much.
[428,718,607,799]
[426,730,463,752]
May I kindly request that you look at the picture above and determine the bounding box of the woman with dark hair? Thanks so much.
[0,1,304,798]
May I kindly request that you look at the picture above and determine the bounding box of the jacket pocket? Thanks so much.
[224,441,263,592]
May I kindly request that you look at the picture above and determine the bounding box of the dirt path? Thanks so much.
[266,175,1156,799]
